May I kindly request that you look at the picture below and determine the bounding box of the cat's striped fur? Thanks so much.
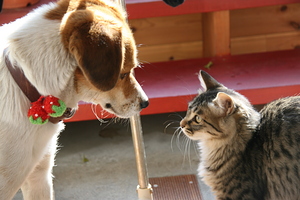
[180,71,300,200]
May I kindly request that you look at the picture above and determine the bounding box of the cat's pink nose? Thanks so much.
[180,119,186,128]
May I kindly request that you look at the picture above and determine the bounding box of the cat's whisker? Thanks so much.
[181,136,194,169]
[188,139,193,168]
[176,128,185,153]
[166,116,197,168]
[170,128,177,152]
[171,126,182,152]
[164,118,182,151]
[167,113,184,121]
[164,120,179,134]
[181,137,187,168]
[184,137,191,167]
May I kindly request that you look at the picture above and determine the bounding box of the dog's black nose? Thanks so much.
[140,100,149,109]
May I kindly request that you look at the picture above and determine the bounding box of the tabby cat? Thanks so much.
[180,70,300,200]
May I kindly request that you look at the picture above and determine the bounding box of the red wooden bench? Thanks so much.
[1,0,300,122]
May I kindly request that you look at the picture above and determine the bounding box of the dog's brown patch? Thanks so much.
[115,72,137,98]
[64,10,123,91]
[74,66,137,99]
[44,0,69,20]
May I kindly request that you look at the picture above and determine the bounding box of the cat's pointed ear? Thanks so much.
[213,92,235,116]
[199,70,224,91]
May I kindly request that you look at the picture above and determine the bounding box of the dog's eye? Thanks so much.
[120,73,129,80]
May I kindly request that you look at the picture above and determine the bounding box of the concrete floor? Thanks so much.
[13,112,215,200]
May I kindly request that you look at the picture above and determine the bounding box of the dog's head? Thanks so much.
[49,0,148,118]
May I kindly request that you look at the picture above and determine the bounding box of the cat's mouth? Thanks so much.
[182,128,193,136]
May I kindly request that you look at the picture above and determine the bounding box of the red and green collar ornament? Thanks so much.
[27,95,67,124]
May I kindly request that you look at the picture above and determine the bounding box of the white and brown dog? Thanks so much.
[0,0,148,199]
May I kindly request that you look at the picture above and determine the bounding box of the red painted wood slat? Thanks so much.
[66,49,300,122]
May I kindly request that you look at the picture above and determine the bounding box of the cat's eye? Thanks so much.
[120,73,130,80]
[195,115,202,123]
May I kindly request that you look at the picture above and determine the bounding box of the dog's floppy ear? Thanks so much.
[62,10,123,91]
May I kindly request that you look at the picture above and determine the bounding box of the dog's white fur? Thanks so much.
[0,0,148,199]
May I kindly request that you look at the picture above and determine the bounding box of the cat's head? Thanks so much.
[180,70,260,141]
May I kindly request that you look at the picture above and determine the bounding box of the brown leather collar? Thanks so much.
[3,48,75,124]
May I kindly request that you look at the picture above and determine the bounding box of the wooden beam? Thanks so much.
[202,10,231,57]
[137,41,202,63]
